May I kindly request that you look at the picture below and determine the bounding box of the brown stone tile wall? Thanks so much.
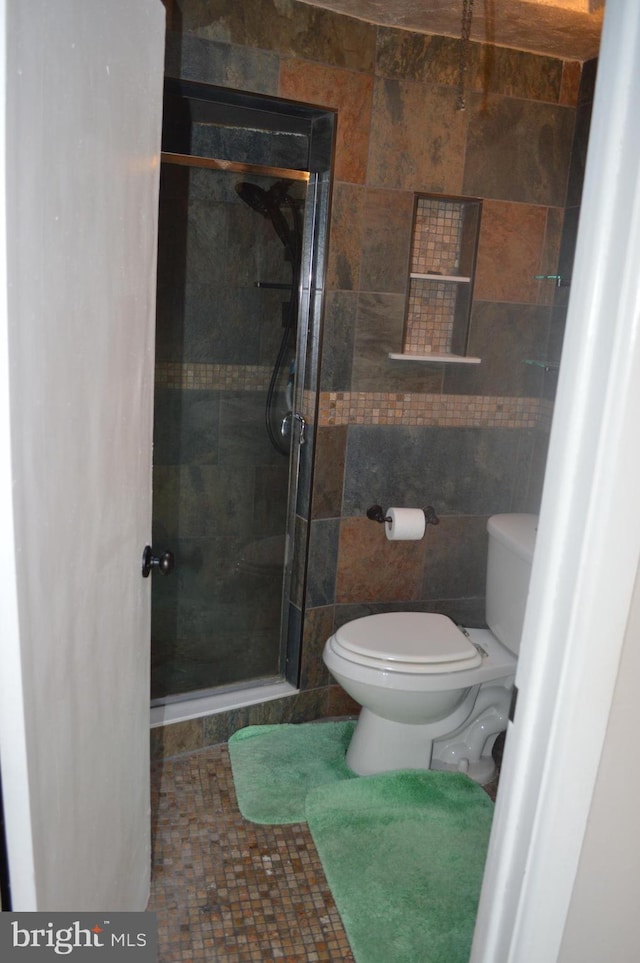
[159,0,587,746]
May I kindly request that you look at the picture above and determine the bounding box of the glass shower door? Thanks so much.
[150,158,307,702]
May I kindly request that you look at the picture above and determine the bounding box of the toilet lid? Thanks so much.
[333,612,481,669]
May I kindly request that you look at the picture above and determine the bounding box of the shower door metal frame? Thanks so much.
[160,151,310,183]
[152,78,336,703]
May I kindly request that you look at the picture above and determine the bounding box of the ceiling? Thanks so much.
[300,0,604,61]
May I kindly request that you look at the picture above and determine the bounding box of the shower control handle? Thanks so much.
[141,545,175,578]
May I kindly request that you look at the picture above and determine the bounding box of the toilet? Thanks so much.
[323,513,537,784]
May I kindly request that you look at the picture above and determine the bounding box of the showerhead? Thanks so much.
[235,181,273,219]
[235,179,299,259]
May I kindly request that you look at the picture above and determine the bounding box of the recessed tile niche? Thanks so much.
[391,193,483,364]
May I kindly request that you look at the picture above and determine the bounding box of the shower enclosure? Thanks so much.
[150,79,334,706]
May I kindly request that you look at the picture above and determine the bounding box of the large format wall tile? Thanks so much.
[153,465,255,539]
[342,425,525,517]
[311,425,347,520]
[217,392,286,465]
[182,284,263,363]
[520,431,551,513]
[350,293,445,394]
[537,207,565,306]
[305,518,340,607]
[556,206,581,308]
[474,200,551,304]
[253,466,290,535]
[165,32,280,93]
[359,189,413,293]
[463,94,575,206]
[351,292,407,388]
[444,302,548,398]
[376,28,564,104]
[279,59,372,184]
[299,605,334,690]
[375,28,459,85]
[560,61,581,107]
[508,429,542,514]
[325,183,365,291]
[179,0,377,73]
[335,516,426,604]
[368,78,466,193]
[566,98,594,209]
[153,388,220,466]
[578,58,598,105]
[469,46,563,102]
[318,290,357,392]
[421,514,488,601]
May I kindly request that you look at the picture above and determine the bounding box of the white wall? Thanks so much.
[558,559,640,960]
[0,0,165,909]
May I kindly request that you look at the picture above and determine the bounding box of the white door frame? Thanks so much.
[471,1,640,959]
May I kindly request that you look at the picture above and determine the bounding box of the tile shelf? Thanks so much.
[389,352,481,364]
[403,192,482,361]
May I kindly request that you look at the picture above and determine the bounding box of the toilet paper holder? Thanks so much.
[366,504,439,526]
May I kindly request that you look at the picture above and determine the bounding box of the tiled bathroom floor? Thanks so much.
[148,743,355,962]
[148,740,500,962]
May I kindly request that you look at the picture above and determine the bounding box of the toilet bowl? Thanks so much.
[323,513,537,784]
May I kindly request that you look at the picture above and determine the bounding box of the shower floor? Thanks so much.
[148,740,500,961]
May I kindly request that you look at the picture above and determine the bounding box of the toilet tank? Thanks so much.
[486,514,538,655]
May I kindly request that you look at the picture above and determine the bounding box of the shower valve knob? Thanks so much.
[141,545,175,578]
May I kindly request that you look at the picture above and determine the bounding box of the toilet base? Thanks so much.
[346,709,435,775]
[344,682,513,784]
[430,752,497,785]
[430,684,513,784]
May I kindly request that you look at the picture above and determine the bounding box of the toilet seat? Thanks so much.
[332,612,482,674]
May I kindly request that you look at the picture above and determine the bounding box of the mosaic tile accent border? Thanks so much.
[154,364,553,432]
[318,392,549,430]
[155,362,272,391]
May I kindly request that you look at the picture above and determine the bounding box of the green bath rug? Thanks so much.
[306,770,493,963]
[228,721,356,824]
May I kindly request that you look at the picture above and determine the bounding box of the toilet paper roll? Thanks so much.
[385,507,426,541]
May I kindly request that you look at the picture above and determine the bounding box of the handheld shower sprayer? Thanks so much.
[235,178,304,455]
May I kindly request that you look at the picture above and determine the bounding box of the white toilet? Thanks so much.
[323,513,537,784]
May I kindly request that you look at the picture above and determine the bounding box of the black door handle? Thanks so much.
[141,545,175,578]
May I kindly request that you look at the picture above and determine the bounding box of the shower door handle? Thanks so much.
[294,412,306,445]
[280,411,306,446]
[141,545,175,578]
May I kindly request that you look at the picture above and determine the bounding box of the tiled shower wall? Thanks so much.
[153,0,588,757]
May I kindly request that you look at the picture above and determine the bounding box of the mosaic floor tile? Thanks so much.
[148,744,355,962]
[148,738,500,961]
